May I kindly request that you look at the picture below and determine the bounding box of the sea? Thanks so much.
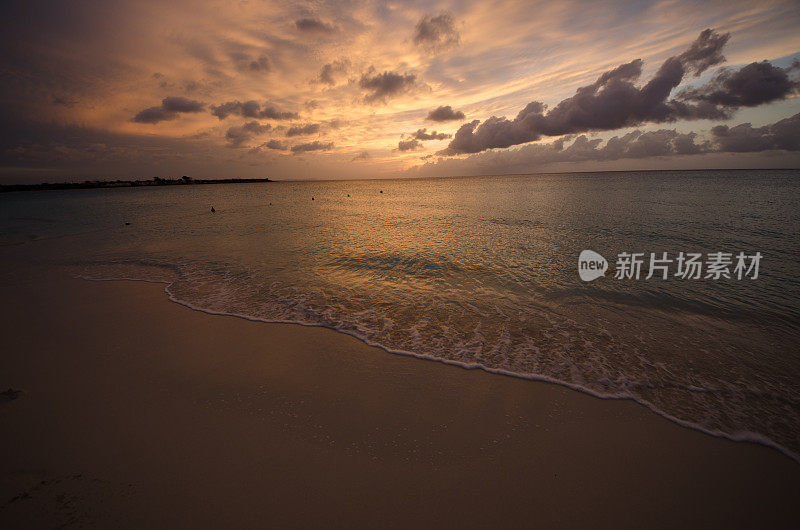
[2,169,799,460]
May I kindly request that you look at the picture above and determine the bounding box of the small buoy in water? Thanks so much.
[211,206,216,212]
[380,190,383,193]
[347,194,350,197]
[312,197,314,201]
[124,222,130,226]
[269,202,272,206]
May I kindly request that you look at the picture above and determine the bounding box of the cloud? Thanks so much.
[677,28,730,76]
[210,100,298,120]
[295,18,336,33]
[248,54,273,72]
[317,59,350,86]
[415,113,800,176]
[4,0,800,182]
[443,117,534,155]
[710,112,800,152]
[586,129,707,159]
[291,140,334,153]
[409,128,451,141]
[351,150,370,161]
[286,123,321,136]
[426,105,465,122]
[677,60,799,108]
[249,139,287,152]
[264,139,287,150]
[414,11,459,54]
[132,96,205,124]
[398,139,422,151]
[162,96,205,113]
[442,29,736,154]
[225,121,271,147]
[224,46,274,73]
[52,95,78,108]
[359,69,417,103]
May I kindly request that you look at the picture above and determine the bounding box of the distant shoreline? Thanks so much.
[2,168,798,192]
[0,176,273,193]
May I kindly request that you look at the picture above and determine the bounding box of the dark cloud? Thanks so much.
[291,140,334,153]
[295,18,336,33]
[442,29,737,154]
[537,128,711,162]
[52,95,78,108]
[183,80,202,93]
[398,139,422,151]
[359,69,417,103]
[443,117,536,155]
[0,113,240,180]
[286,123,321,137]
[580,129,708,159]
[264,139,287,150]
[225,121,271,147]
[417,113,800,176]
[677,28,730,76]
[426,105,465,122]
[410,128,451,140]
[710,113,800,152]
[678,60,799,108]
[317,59,350,85]
[414,11,459,53]
[248,54,273,72]
[351,150,370,161]
[162,96,205,113]
[132,96,205,124]
[249,139,288,152]
[258,105,298,120]
[226,50,273,73]
[210,100,298,120]
[132,107,174,125]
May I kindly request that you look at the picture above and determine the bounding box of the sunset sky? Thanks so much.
[1,0,799,182]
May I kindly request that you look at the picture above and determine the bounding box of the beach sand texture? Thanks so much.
[1,273,798,528]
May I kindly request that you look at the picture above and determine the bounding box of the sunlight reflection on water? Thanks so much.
[2,169,799,458]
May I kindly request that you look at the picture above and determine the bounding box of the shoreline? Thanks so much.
[81,274,800,464]
[1,274,798,528]
[0,177,273,194]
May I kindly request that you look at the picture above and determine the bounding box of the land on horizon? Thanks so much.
[4,167,800,193]
[0,176,273,193]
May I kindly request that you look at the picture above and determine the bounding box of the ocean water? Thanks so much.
[2,170,799,460]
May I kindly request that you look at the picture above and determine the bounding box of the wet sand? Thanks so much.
[0,274,798,528]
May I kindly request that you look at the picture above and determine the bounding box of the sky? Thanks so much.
[0,0,799,183]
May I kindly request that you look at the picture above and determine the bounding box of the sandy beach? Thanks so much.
[0,272,797,528]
